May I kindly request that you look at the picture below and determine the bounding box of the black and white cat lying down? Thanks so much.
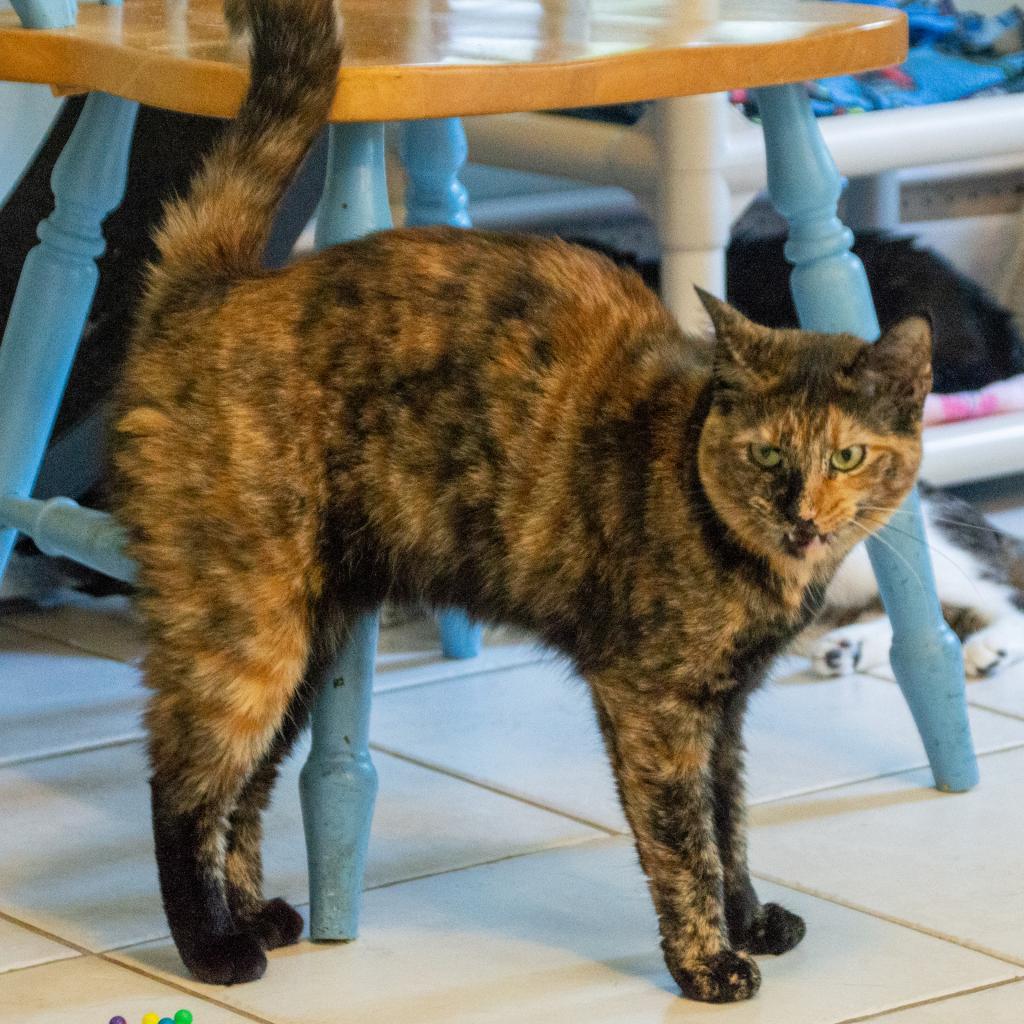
[794,484,1024,679]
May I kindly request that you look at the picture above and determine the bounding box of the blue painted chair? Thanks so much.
[0,0,976,948]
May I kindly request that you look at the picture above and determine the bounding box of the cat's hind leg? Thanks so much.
[145,598,314,985]
[222,677,318,952]
[224,753,305,952]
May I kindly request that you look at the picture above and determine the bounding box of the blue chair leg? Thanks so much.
[399,118,472,228]
[0,92,138,585]
[397,117,483,660]
[298,123,390,941]
[300,610,379,940]
[753,84,978,793]
[11,0,76,28]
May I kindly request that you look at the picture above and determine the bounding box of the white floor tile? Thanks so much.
[0,955,259,1024]
[111,838,1015,1024]
[748,744,1024,964]
[6,591,145,665]
[0,916,78,974]
[5,592,547,693]
[372,658,622,828]
[748,672,1024,802]
[0,738,597,952]
[375,616,547,692]
[369,661,1024,832]
[966,661,1024,720]
[864,981,1024,1023]
[0,624,145,767]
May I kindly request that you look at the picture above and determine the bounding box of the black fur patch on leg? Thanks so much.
[223,665,321,945]
[724,874,760,949]
[742,902,806,956]
[253,897,305,950]
[151,783,267,985]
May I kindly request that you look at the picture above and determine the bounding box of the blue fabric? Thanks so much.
[735,1,1024,118]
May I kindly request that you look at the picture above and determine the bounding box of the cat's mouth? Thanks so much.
[782,527,831,559]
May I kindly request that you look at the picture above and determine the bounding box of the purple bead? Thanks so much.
[109,1017,126,1024]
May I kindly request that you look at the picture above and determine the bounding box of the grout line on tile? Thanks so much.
[749,736,1024,809]
[104,843,621,993]
[97,953,279,1024]
[751,870,1024,969]
[372,653,550,696]
[364,832,619,894]
[102,838,619,957]
[0,955,84,978]
[864,664,1024,725]
[370,741,621,835]
[0,733,145,770]
[965,699,1024,724]
[833,976,1024,1024]
[374,648,565,697]
[0,907,93,961]
[2,619,140,667]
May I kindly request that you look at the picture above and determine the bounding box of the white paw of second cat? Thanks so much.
[962,621,1024,679]
[810,620,892,678]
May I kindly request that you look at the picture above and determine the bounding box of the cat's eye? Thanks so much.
[749,443,782,469]
[830,445,866,472]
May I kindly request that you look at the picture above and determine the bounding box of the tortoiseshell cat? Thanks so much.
[112,0,932,1000]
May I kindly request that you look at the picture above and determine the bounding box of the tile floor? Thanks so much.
[4,508,1024,1022]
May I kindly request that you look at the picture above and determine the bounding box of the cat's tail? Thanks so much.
[150,0,341,285]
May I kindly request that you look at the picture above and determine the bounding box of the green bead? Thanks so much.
[174,1012,193,1024]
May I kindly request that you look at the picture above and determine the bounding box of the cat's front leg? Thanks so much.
[713,690,805,956]
[590,679,760,1003]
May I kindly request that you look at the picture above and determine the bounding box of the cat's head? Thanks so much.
[695,290,932,576]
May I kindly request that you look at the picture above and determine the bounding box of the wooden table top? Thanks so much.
[0,1,907,122]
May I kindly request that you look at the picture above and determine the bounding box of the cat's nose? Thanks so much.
[789,518,819,545]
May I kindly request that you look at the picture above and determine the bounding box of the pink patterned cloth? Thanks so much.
[924,373,1024,426]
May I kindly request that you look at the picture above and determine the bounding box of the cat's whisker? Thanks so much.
[848,517,927,596]
[859,514,983,598]
[929,517,1004,535]
[856,504,1005,537]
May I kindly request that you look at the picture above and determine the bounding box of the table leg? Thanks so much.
[652,93,730,332]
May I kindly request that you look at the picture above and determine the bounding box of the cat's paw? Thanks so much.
[963,623,1024,678]
[252,897,304,950]
[810,620,891,677]
[670,949,761,1003]
[180,930,267,985]
[740,902,806,956]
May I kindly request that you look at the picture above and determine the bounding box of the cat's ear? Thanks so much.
[695,287,774,394]
[858,312,934,406]
[696,287,756,339]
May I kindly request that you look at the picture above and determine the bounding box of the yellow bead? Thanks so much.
[142,1013,160,1024]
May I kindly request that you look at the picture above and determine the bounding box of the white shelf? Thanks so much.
[921,411,1024,486]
